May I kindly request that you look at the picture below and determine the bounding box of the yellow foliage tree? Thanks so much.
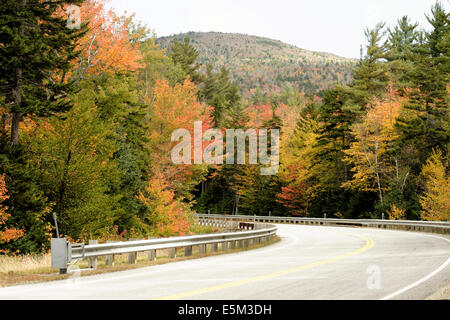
[420,150,450,221]
[343,88,406,204]
[277,114,320,216]
[388,204,407,220]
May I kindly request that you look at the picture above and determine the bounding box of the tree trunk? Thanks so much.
[374,140,383,204]
[10,112,22,146]
[234,194,240,215]
[10,0,27,146]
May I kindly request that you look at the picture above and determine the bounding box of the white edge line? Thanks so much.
[380,257,450,300]
[380,235,450,300]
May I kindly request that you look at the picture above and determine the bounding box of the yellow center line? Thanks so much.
[154,233,375,300]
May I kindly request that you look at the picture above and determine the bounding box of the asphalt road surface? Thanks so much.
[0,224,449,300]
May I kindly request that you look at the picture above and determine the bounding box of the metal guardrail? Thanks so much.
[51,218,277,274]
[196,214,450,235]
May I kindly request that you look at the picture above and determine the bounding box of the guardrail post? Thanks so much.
[221,242,228,251]
[185,245,193,257]
[105,240,115,266]
[169,247,176,259]
[229,240,236,249]
[128,239,138,264]
[128,252,137,264]
[88,240,98,269]
[148,249,156,261]
[212,243,218,252]
[199,244,206,254]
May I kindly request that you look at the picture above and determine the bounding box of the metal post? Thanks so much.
[168,247,176,259]
[105,240,115,266]
[127,239,138,264]
[221,242,228,251]
[128,252,137,264]
[52,212,60,238]
[185,245,192,257]
[148,249,156,261]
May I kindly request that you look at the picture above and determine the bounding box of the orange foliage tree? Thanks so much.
[139,78,214,235]
[69,0,144,81]
[138,172,192,237]
[0,175,24,253]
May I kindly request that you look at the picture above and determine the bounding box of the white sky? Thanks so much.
[108,0,448,59]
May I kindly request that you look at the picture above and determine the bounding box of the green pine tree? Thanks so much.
[169,37,204,84]
[0,0,87,146]
[396,2,449,170]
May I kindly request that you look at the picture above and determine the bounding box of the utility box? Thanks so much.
[51,238,70,272]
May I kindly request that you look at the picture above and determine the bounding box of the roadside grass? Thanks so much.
[427,283,450,300]
[0,236,280,287]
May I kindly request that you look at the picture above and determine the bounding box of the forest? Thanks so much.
[157,32,356,96]
[0,0,448,254]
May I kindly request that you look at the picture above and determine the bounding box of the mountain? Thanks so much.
[157,32,357,97]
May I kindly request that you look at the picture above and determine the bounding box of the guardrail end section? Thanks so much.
[51,238,69,274]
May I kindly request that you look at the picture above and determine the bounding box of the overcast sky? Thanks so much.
[108,0,448,59]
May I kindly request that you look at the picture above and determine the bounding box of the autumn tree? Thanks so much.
[388,204,407,220]
[23,84,123,240]
[145,78,213,216]
[138,173,192,237]
[70,0,143,80]
[138,37,186,96]
[277,103,320,216]
[420,149,449,221]
[0,174,24,253]
[343,88,406,205]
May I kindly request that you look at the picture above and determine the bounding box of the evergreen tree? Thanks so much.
[0,0,87,146]
[386,16,420,88]
[199,66,241,127]
[351,23,390,107]
[396,3,449,170]
[315,87,354,187]
[169,37,204,84]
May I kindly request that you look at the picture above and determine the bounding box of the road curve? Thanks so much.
[0,224,449,300]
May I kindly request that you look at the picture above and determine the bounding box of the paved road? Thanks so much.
[0,224,449,300]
